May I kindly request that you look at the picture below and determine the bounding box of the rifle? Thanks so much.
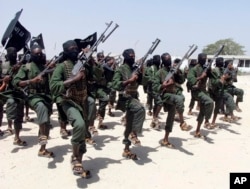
[193,45,225,89]
[133,38,161,75]
[71,21,119,76]
[164,44,198,82]
[20,54,63,96]
[203,45,225,74]
[39,54,63,77]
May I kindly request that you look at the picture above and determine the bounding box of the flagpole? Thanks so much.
[0,37,10,57]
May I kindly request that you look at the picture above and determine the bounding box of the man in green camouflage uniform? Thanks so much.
[185,59,199,115]
[152,53,191,148]
[0,47,25,144]
[187,53,214,138]
[112,48,145,160]
[13,45,53,157]
[86,52,109,130]
[49,40,90,178]
[208,57,236,126]
[103,56,117,116]
[224,59,244,112]
[143,55,161,117]
[143,55,163,129]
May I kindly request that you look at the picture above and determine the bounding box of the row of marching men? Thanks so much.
[0,42,243,178]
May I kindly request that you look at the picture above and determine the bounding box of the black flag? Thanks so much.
[74,32,97,50]
[1,9,31,52]
[30,33,45,49]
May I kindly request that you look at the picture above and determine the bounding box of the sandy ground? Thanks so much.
[0,75,250,189]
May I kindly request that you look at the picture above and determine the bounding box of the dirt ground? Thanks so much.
[0,75,249,189]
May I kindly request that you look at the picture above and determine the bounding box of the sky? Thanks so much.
[0,0,250,60]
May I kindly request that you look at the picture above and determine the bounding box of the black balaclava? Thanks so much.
[6,47,17,63]
[189,59,197,68]
[161,53,172,68]
[63,40,79,62]
[215,57,224,68]
[198,53,207,66]
[173,58,181,65]
[97,52,104,62]
[122,48,135,66]
[153,55,161,68]
[146,59,153,67]
[30,44,46,65]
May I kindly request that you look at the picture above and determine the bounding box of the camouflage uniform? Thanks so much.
[112,63,145,144]
[152,67,185,133]
[187,64,214,125]
[50,60,87,146]
[224,67,244,111]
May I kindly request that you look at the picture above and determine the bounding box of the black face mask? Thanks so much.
[154,61,160,68]
[31,53,46,64]
[198,58,206,66]
[64,50,78,62]
[7,53,17,63]
[162,59,172,67]
[125,57,135,66]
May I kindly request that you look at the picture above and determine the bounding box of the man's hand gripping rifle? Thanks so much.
[71,21,119,76]
[162,44,198,93]
[196,45,224,83]
[133,38,161,75]
[21,54,63,96]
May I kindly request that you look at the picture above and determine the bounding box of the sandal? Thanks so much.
[71,156,91,178]
[147,111,153,116]
[150,118,160,129]
[38,135,48,145]
[60,129,70,139]
[235,107,242,112]
[128,133,141,146]
[38,149,55,158]
[122,149,138,160]
[231,116,240,121]
[194,133,206,139]
[71,156,84,175]
[89,126,98,136]
[222,117,232,123]
[180,122,192,131]
[25,116,34,122]
[160,140,174,148]
[204,122,216,130]
[13,139,27,146]
[85,138,96,145]
[5,128,14,135]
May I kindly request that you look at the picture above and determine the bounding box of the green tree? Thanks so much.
[202,38,245,55]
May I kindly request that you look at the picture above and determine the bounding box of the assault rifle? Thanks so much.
[20,54,63,96]
[193,45,225,89]
[203,45,225,73]
[164,44,198,82]
[71,21,119,75]
[39,54,63,76]
[133,38,161,75]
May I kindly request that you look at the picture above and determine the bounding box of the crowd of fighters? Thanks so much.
[0,42,244,178]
